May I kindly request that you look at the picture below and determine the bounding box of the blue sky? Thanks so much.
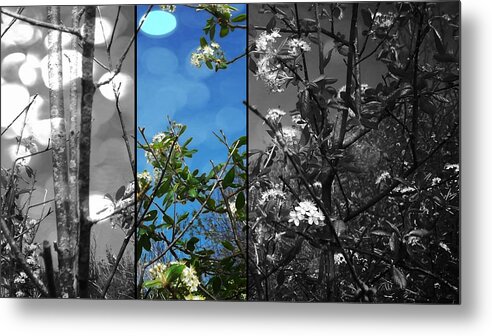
[137,5,246,176]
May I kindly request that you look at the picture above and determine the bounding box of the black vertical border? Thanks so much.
[245,2,250,302]
[133,4,138,300]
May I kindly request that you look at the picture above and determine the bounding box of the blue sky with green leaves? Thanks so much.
[137,4,246,176]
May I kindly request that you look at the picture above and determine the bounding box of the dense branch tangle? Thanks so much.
[248,3,459,302]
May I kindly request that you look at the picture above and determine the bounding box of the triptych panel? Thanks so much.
[0,3,460,303]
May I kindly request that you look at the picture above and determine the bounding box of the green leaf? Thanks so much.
[221,240,235,251]
[143,279,163,289]
[210,24,216,40]
[220,25,229,38]
[200,36,207,48]
[235,191,246,211]
[222,168,235,188]
[165,264,186,284]
[312,74,337,85]
[431,26,445,54]
[392,266,407,289]
[205,60,213,69]
[321,46,334,70]
[115,185,126,201]
[188,188,197,199]
[211,276,222,294]
[371,230,392,237]
[360,8,373,27]
[187,237,200,251]
[266,16,276,33]
[232,13,246,22]
[276,270,286,286]
[144,210,158,222]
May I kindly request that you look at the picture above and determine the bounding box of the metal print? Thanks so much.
[247,2,460,303]
[1,6,135,298]
[136,4,247,300]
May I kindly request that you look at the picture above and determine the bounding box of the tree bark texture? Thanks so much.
[77,6,96,298]
[47,5,75,298]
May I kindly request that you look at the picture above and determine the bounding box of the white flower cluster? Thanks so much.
[444,163,459,172]
[255,30,281,52]
[190,42,223,68]
[149,261,201,293]
[198,4,234,16]
[138,171,152,187]
[334,253,346,265]
[375,171,391,184]
[287,38,311,56]
[265,108,286,123]
[259,187,286,205]
[181,265,200,292]
[281,127,299,147]
[13,272,28,284]
[373,11,396,29]
[160,5,176,12]
[254,30,293,92]
[288,200,325,226]
[291,114,307,128]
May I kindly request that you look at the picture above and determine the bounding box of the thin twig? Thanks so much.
[1,8,82,39]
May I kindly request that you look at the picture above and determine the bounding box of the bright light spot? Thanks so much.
[140,10,177,37]
[2,22,38,46]
[97,72,133,101]
[89,194,115,222]
[43,32,74,49]
[2,52,26,81]
[1,83,30,130]
[143,47,178,75]
[7,143,34,166]
[95,17,114,46]
[18,63,38,87]
[40,50,81,88]
[28,117,51,148]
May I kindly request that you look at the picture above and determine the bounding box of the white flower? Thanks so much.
[265,108,286,122]
[375,171,391,184]
[228,200,237,217]
[138,171,152,186]
[334,253,346,265]
[184,294,206,300]
[291,114,307,128]
[439,241,451,253]
[431,177,442,186]
[288,210,304,226]
[281,127,298,147]
[373,11,395,29]
[16,290,25,298]
[289,200,325,226]
[259,188,286,205]
[181,265,200,292]
[255,30,281,52]
[190,53,202,67]
[160,5,176,12]
[444,163,459,172]
[26,256,37,266]
[287,38,311,56]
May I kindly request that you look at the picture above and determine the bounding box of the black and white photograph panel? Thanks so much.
[1,6,135,298]
[247,2,459,303]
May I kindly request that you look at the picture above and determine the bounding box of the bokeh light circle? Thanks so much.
[140,11,177,37]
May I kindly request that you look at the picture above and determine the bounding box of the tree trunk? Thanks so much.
[77,6,96,298]
[47,5,75,298]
